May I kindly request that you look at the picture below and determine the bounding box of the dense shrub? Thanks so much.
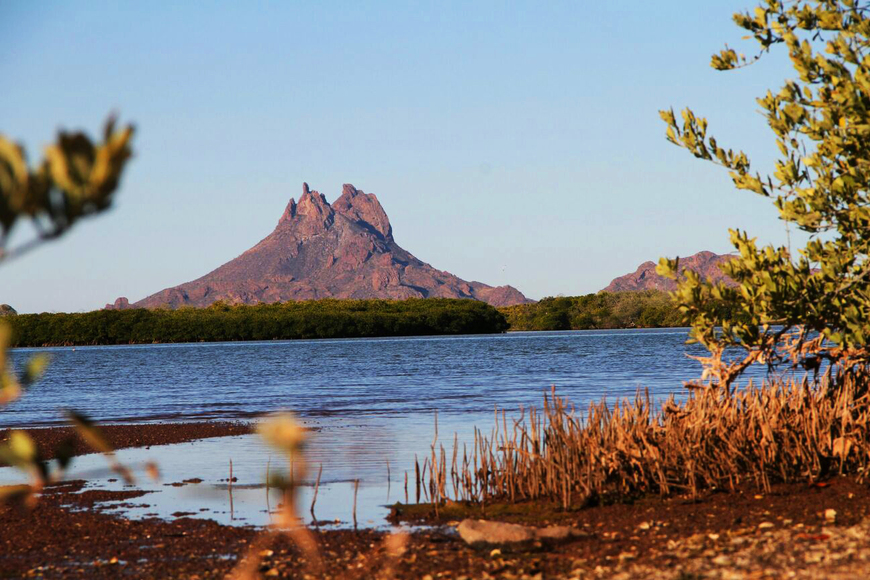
[500,291,686,331]
[8,298,508,347]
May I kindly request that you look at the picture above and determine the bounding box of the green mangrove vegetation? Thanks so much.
[658,0,870,387]
[499,290,685,331]
[8,292,705,347]
[7,298,509,347]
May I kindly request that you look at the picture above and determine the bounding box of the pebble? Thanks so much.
[712,555,732,566]
[594,513,870,579]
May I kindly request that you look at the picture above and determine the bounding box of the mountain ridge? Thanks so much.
[601,250,734,293]
[108,183,531,309]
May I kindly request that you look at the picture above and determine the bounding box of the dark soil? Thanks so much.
[392,479,870,530]
[0,478,870,578]
[3,475,870,579]
[0,421,254,465]
[391,477,870,566]
[0,478,488,580]
[3,422,870,578]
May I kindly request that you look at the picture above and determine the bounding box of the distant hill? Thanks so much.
[602,251,734,293]
[0,304,16,316]
[108,183,531,310]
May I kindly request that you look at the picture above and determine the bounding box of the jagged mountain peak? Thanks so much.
[109,182,531,309]
[333,183,392,241]
[278,183,391,241]
[295,184,333,226]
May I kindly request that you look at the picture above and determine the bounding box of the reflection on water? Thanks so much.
[1,329,782,527]
[0,417,478,528]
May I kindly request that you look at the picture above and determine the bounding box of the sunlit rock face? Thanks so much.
[105,297,131,310]
[602,251,734,293]
[113,183,531,309]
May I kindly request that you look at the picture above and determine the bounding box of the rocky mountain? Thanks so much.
[601,251,734,293]
[0,304,16,316]
[109,183,531,309]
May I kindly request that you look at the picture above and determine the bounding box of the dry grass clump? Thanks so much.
[418,369,870,509]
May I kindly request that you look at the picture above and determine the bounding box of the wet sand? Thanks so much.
[3,422,870,578]
[0,421,254,463]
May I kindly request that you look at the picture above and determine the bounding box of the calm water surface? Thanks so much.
[1,329,771,527]
[5,329,747,427]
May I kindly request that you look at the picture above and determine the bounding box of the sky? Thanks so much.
[1,1,799,313]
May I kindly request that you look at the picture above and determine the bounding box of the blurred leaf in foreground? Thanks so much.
[0,115,135,506]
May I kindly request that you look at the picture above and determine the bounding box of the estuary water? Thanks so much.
[5,328,738,428]
[1,329,772,527]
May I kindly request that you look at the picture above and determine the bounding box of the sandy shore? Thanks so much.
[2,422,870,578]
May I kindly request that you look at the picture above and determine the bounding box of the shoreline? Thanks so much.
[2,421,870,578]
[9,326,693,350]
[0,421,254,464]
[6,298,509,348]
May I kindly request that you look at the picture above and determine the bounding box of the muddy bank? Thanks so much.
[0,479,494,579]
[390,477,870,578]
[3,475,870,577]
[3,421,870,578]
[0,421,254,464]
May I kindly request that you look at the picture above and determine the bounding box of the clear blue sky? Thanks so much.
[1,1,796,313]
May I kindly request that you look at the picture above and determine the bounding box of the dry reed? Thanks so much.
[353,478,360,528]
[228,458,234,520]
[310,463,322,522]
[415,368,870,508]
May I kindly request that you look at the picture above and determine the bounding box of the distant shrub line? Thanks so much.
[8,292,715,347]
[499,291,688,331]
[7,298,508,347]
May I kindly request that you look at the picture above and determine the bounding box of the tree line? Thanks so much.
[7,298,509,347]
[499,291,688,331]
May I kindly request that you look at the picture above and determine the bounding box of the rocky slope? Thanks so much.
[602,250,734,293]
[109,183,530,309]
